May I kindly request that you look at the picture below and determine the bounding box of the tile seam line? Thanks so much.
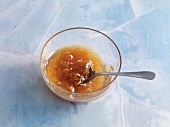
[33,2,66,56]
[119,81,125,127]
[120,87,170,120]
[104,1,170,34]
[0,51,32,56]
[0,0,41,44]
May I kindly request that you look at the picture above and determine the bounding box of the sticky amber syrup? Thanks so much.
[44,45,107,93]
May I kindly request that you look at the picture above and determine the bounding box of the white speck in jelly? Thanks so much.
[69,54,74,59]
[70,86,75,92]
[69,94,74,100]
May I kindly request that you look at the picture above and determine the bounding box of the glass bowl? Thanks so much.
[40,27,122,102]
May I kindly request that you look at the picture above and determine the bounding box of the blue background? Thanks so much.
[0,0,170,126]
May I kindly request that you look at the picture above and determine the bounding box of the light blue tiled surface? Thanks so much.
[0,0,170,127]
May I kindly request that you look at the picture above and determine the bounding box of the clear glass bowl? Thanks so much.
[40,27,122,102]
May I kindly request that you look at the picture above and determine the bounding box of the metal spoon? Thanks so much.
[82,67,156,84]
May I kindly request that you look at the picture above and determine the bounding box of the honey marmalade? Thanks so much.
[44,45,107,93]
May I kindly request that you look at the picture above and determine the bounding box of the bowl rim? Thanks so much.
[40,27,122,94]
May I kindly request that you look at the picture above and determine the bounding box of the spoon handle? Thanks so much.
[96,71,156,80]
